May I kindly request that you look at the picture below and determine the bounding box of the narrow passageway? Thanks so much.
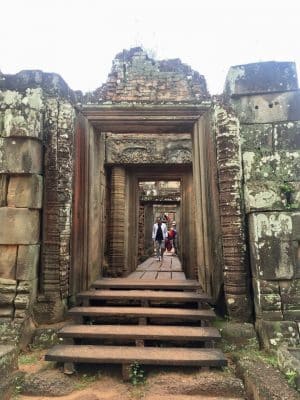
[129,255,185,280]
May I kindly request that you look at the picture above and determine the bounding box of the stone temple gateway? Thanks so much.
[0,47,299,351]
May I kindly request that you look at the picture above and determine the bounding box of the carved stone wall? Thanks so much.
[105,133,192,164]
[0,85,43,343]
[0,71,76,342]
[224,61,300,347]
[213,106,252,320]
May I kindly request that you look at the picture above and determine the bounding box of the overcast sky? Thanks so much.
[1,0,300,94]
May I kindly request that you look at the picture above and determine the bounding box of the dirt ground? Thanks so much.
[16,350,244,400]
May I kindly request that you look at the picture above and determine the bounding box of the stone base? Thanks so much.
[256,319,300,350]
[218,322,258,350]
[236,356,299,400]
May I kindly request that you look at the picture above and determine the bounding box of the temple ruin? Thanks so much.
[0,47,299,354]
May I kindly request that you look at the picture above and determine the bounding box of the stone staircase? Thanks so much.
[45,277,227,378]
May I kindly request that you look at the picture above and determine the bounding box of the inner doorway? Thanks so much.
[138,180,181,261]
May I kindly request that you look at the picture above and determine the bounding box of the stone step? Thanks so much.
[59,324,221,341]
[68,306,216,321]
[45,345,227,367]
[78,289,211,303]
[92,278,200,290]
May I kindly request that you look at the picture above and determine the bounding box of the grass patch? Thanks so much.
[18,353,39,365]
[74,372,99,390]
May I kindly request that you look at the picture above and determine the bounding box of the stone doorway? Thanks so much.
[106,166,195,279]
[72,105,223,303]
[138,180,181,261]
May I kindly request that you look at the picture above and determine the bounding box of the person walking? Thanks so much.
[169,221,178,255]
[152,217,168,261]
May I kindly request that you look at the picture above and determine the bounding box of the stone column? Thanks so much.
[0,88,43,338]
[108,166,126,276]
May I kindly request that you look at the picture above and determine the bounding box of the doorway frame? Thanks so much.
[72,104,211,290]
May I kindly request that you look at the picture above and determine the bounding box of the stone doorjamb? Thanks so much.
[78,104,211,286]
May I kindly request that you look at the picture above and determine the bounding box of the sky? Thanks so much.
[1,0,300,95]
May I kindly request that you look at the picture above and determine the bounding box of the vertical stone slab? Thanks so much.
[0,175,8,206]
[7,175,43,208]
[214,105,252,321]
[0,138,42,173]
[108,166,126,276]
[16,245,39,280]
[0,208,40,244]
[0,246,17,279]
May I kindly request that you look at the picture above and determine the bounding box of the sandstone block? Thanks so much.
[0,175,8,206]
[16,245,39,280]
[0,138,42,173]
[244,181,283,212]
[231,90,300,123]
[250,239,298,280]
[255,319,299,349]
[240,123,273,151]
[274,121,300,150]
[7,175,43,208]
[248,212,300,242]
[0,208,40,244]
[0,278,16,305]
[225,293,252,322]
[14,294,30,309]
[0,89,43,111]
[224,62,298,96]
[243,150,300,182]
[0,345,18,378]
[2,108,42,139]
[0,245,17,279]
[17,279,37,295]
[0,307,14,318]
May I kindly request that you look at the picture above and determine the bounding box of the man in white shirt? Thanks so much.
[152,217,168,261]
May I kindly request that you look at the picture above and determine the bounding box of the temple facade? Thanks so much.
[0,47,299,349]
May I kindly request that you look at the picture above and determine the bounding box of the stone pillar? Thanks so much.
[0,87,43,342]
[108,166,126,276]
[224,61,300,347]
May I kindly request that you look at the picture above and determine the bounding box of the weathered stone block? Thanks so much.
[240,123,273,151]
[0,89,43,111]
[7,175,43,208]
[231,90,300,123]
[0,175,8,206]
[0,307,14,318]
[255,319,299,349]
[244,181,283,212]
[0,245,17,279]
[105,133,192,164]
[14,293,30,309]
[1,108,42,139]
[17,279,37,295]
[248,212,300,242]
[225,293,252,321]
[224,62,298,96]
[243,150,300,182]
[280,280,300,319]
[0,208,40,244]
[0,278,16,305]
[0,138,42,173]
[0,345,18,378]
[16,245,39,280]
[274,121,300,150]
[250,239,298,280]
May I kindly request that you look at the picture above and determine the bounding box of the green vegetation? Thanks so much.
[130,361,146,386]
[18,353,39,365]
[74,372,98,390]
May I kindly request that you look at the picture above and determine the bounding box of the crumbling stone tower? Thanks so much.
[0,48,299,348]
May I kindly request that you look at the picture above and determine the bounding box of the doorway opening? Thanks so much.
[138,180,181,263]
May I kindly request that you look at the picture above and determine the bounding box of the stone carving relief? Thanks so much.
[105,133,192,164]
